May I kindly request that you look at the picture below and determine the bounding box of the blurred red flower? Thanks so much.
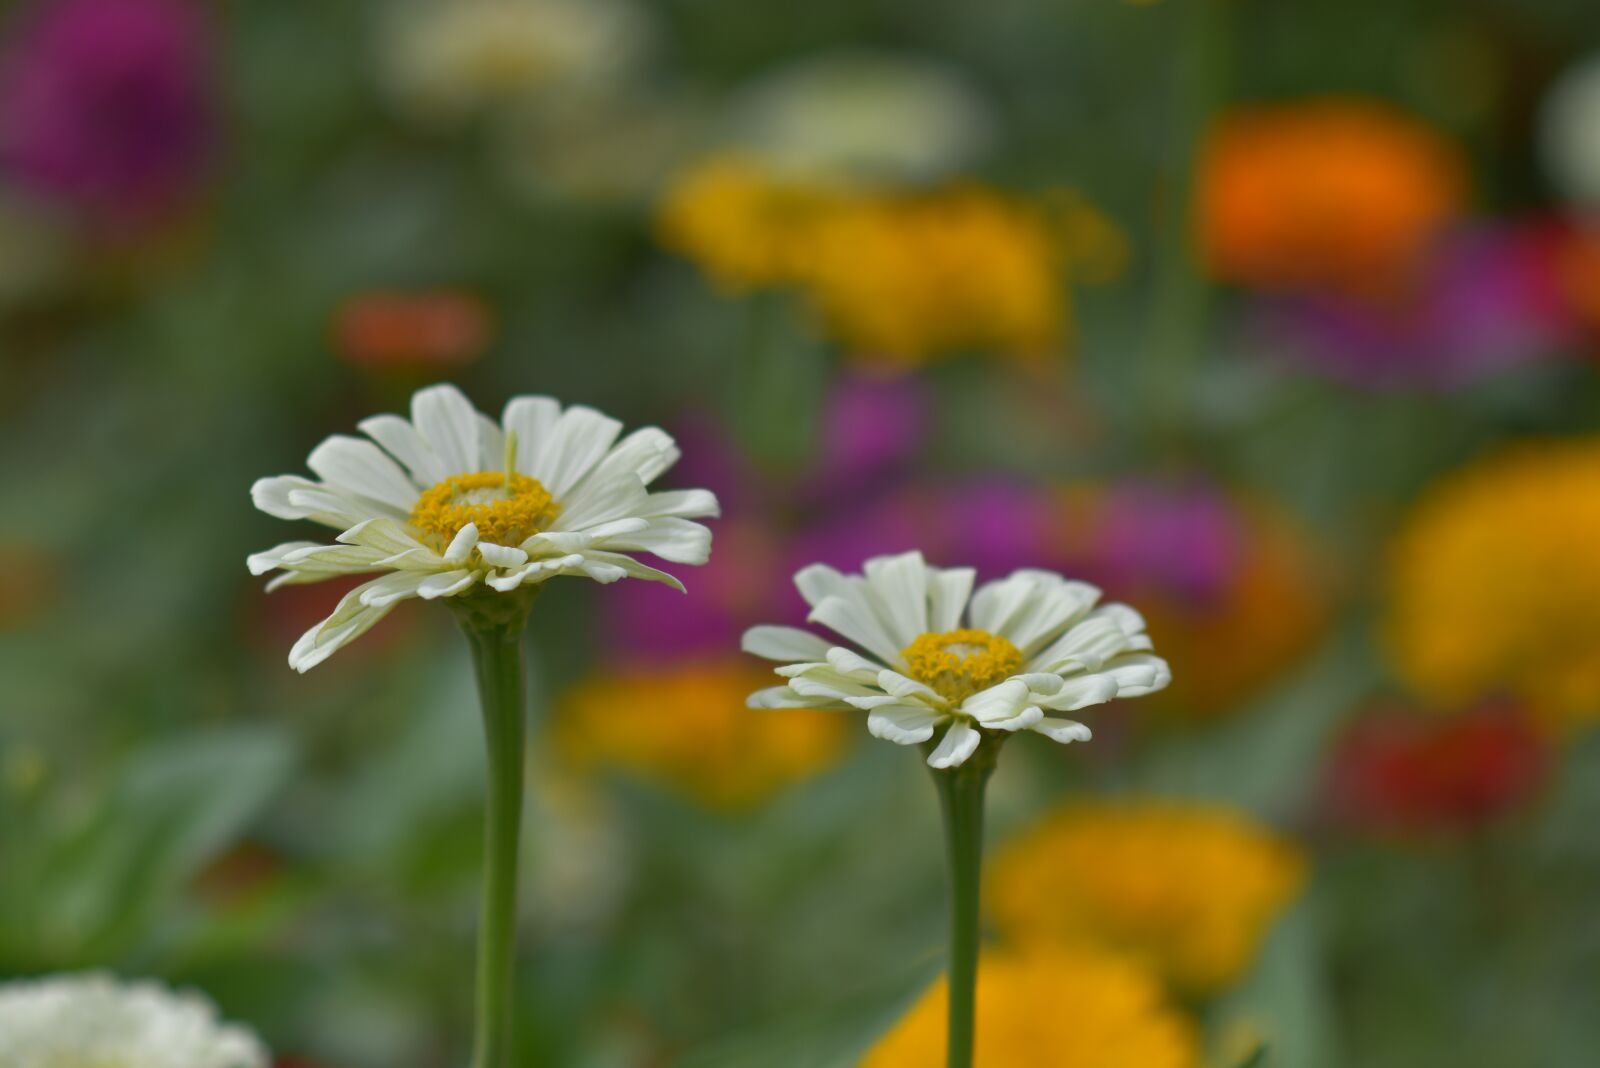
[332,290,492,370]
[1323,703,1549,832]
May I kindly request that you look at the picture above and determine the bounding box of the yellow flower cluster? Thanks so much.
[1386,439,1600,730]
[860,951,1197,1068]
[655,155,1119,364]
[555,661,848,809]
[987,801,1306,993]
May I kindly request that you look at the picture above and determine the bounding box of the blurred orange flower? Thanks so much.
[555,660,848,809]
[1199,99,1466,293]
[332,290,492,369]
[860,951,1197,1068]
[0,543,57,629]
[1386,439,1600,731]
[988,800,1306,993]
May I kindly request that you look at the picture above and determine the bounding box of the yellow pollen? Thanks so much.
[410,471,559,547]
[901,628,1024,704]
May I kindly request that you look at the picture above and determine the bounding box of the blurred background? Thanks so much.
[4,0,1600,1064]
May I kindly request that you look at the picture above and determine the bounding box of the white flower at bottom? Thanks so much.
[249,383,718,671]
[743,551,1170,769]
[0,973,268,1068]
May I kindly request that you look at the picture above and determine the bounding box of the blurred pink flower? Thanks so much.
[1258,223,1580,389]
[0,0,216,223]
[1071,480,1242,608]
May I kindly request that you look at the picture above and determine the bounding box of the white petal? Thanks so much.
[862,551,930,649]
[553,472,650,531]
[970,571,1101,655]
[578,425,681,489]
[247,540,323,575]
[867,705,946,744]
[807,593,903,665]
[592,517,712,564]
[794,563,850,608]
[443,522,480,563]
[359,413,449,485]
[411,383,482,474]
[535,406,623,497]
[876,669,944,704]
[742,625,833,662]
[1099,653,1171,697]
[926,721,982,769]
[306,436,421,512]
[477,542,529,569]
[642,488,720,519]
[1036,674,1119,712]
[358,570,429,607]
[287,576,405,672]
[251,476,366,528]
[503,395,562,475]
[417,569,478,599]
[1032,717,1093,743]
[961,679,1032,724]
[982,705,1044,732]
[927,566,976,633]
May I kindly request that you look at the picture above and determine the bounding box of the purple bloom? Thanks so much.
[1070,480,1242,608]
[1257,223,1579,389]
[0,0,216,222]
[800,371,930,504]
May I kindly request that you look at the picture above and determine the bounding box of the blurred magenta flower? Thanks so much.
[1323,702,1549,832]
[1069,480,1241,608]
[0,0,216,223]
[1257,223,1579,389]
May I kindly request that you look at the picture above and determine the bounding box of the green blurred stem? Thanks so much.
[461,617,528,1068]
[930,748,996,1068]
[1144,0,1230,437]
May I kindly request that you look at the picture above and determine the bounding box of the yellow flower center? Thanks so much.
[410,471,559,547]
[901,628,1023,704]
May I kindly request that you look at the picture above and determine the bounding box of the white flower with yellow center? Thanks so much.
[743,551,1169,768]
[0,973,268,1068]
[249,383,717,671]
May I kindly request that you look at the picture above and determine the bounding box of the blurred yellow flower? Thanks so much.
[656,156,1122,364]
[654,155,846,291]
[860,951,1197,1068]
[555,661,848,808]
[1199,99,1465,293]
[1386,440,1600,730]
[800,187,1065,364]
[988,801,1306,993]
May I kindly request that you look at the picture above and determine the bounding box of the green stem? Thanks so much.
[461,617,528,1068]
[1143,0,1230,442]
[929,748,996,1068]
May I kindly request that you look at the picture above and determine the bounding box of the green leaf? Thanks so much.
[19,727,295,964]
[1233,1047,1269,1068]
[674,956,940,1068]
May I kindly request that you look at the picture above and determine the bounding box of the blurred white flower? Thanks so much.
[0,973,268,1068]
[743,551,1168,769]
[1540,53,1600,208]
[249,384,718,672]
[382,0,653,121]
[719,51,995,183]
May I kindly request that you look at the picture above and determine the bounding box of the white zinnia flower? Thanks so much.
[0,973,268,1068]
[742,551,1169,769]
[383,0,653,122]
[1541,52,1600,208]
[249,383,718,671]
[720,50,994,184]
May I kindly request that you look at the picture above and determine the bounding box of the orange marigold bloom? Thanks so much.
[860,951,1197,1068]
[555,661,847,809]
[1199,99,1466,292]
[333,290,492,369]
[988,801,1306,993]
